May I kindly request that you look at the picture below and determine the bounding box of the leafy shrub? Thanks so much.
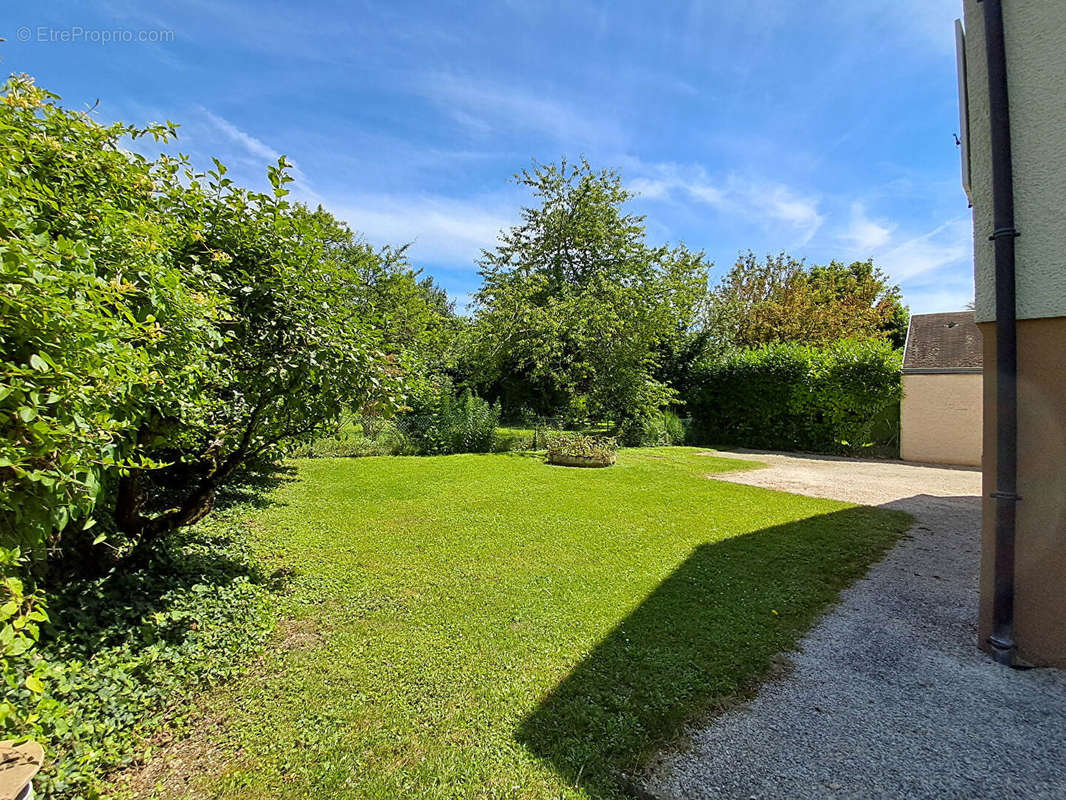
[0,76,405,797]
[0,547,55,740]
[544,432,618,465]
[493,427,535,452]
[619,410,686,447]
[686,338,902,454]
[0,75,404,570]
[294,417,415,458]
[663,411,687,445]
[0,76,223,566]
[407,385,500,455]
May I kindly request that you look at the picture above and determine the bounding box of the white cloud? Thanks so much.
[841,202,895,251]
[627,165,724,206]
[200,109,319,201]
[327,193,515,266]
[880,217,971,283]
[827,206,972,309]
[757,184,824,243]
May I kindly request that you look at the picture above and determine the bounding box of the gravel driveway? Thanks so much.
[640,450,1066,800]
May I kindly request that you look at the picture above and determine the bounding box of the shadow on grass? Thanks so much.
[212,459,299,512]
[46,461,297,659]
[516,504,911,799]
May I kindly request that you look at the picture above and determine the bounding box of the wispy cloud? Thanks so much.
[628,162,824,245]
[879,217,971,283]
[327,193,515,267]
[419,73,624,148]
[200,109,319,201]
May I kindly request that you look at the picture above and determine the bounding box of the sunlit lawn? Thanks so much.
[152,448,909,799]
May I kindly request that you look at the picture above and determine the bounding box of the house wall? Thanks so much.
[964,0,1066,667]
[900,373,983,467]
[978,319,1066,667]
[964,0,1066,323]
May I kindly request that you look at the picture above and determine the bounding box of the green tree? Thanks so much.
[344,245,467,391]
[473,158,708,424]
[707,251,909,349]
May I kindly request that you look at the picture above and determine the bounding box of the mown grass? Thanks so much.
[144,448,910,800]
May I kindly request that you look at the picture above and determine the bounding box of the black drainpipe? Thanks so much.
[979,0,1020,666]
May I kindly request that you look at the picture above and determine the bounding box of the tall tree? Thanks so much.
[707,251,908,349]
[473,159,708,423]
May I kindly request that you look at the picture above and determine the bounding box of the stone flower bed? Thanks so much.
[544,433,618,468]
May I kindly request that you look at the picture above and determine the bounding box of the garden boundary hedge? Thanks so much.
[686,338,902,455]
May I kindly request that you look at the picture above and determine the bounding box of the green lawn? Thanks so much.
[146,448,909,799]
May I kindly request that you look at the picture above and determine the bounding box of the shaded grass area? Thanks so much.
[149,448,910,800]
[31,464,295,798]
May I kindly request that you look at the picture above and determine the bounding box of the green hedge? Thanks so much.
[686,338,901,454]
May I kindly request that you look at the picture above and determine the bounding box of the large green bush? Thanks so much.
[0,75,403,569]
[0,77,223,567]
[619,409,686,447]
[0,76,407,796]
[686,338,901,454]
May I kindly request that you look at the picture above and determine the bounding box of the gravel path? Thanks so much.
[640,450,1066,800]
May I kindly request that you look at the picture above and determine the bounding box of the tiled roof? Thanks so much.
[902,311,983,373]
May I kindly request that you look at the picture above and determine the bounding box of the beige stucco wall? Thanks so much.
[979,320,1066,667]
[963,1,1066,323]
[900,372,983,466]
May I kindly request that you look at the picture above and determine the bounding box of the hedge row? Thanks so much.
[686,338,902,454]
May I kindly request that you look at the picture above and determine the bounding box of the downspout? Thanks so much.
[979,0,1020,666]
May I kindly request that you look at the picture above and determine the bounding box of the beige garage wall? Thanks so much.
[900,373,983,466]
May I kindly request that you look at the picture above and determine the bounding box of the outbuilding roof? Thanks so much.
[902,311,983,374]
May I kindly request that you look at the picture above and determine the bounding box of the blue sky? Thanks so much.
[5,0,973,314]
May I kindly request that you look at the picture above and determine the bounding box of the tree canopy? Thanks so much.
[472,158,709,424]
[706,251,909,349]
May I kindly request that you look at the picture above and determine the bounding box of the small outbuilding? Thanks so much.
[900,311,983,467]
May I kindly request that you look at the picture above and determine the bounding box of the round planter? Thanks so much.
[546,451,616,468]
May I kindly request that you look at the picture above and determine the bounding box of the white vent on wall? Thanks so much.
[955,18,973,206]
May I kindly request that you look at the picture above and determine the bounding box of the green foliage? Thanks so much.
[0,76,408,797]
[122,159,403,554]
[294,417,416,458]
[0,547,55,740]
[619,409,687,447]
[0,75,223,564]
[687,338,902,454]
[346,246,464,386]
[472,158,709,425]
[413,386,501,455]
[493,426,536,452]
[706,251,909,349]
[0,75,404,568]
[663,410,687,445]
[2,486,275,798]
